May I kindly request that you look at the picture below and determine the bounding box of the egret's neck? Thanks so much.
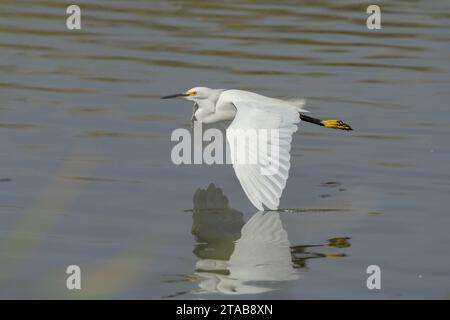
[194,90,236,124]
[194,89,225,114]
[196,98,216,113]
[193,89,230,123]
[193,99,216,123]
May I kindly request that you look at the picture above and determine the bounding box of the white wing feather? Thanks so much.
[226,99,300,210]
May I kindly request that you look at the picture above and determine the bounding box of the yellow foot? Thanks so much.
[321,119,353,131]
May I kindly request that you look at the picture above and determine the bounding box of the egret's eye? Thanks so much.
[187,91,197,96]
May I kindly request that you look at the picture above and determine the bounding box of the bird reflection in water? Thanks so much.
[185,183,351,295]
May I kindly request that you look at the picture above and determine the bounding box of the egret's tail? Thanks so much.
[300,114,353,131]
[282,98,308,113]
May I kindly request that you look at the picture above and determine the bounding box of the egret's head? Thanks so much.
[161,87,217,102]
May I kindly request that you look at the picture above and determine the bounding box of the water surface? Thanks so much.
[1,0,450,299]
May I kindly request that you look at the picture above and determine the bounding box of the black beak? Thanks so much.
[161,93,188,99]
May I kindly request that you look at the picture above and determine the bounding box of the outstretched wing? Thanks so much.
[226,100,300,210]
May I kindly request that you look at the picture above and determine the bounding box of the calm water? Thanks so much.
[1,0,450,299]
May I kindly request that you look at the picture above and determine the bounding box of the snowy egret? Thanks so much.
[162,87,352,210]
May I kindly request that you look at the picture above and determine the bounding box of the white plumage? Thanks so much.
[226,97,301,210]
[162,86,351,210]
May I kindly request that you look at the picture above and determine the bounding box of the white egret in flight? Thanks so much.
[162,87,352,210]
